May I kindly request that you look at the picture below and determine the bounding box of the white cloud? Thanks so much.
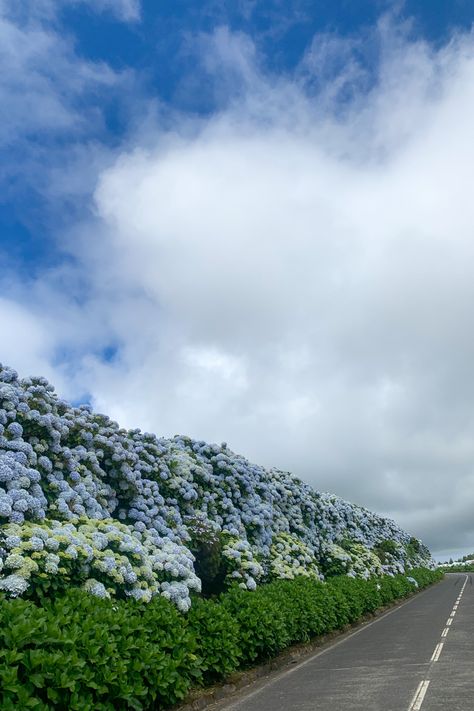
[85,25,474,553]
[0,298,52,376]
[68,0,141,22]
[1,0,141,23]
[4,19,474,556]
[0,15,117,143]
[0,0,134,197]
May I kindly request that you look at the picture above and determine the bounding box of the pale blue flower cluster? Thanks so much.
[0,363,433,606]
[323,541,383,579]
[0,518,200,607]
[269,532,322,580]
[221,533,264,590]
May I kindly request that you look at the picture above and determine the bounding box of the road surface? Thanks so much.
[211,573,473,711]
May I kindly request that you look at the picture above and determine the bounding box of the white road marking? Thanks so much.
[408,680,430,711]
[218,578,439,710]
[405,575,467,711]
[430,643,444,662]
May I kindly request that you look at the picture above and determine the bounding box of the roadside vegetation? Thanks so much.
[439,562,474,573]
[438,551,474,573]
[0,567,442,710]
[0,364,441,708]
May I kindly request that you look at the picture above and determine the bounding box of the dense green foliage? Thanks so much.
[439,563,474,573]
[0,591,199,710]
[0,567,442,710]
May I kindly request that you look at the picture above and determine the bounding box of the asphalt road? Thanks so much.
[211,573,473,711]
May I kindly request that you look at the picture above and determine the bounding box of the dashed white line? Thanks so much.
[430,642,444,662]
[406,575,467,711]
[409,680,430,711]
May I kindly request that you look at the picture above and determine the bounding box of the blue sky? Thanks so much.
[60,0,474,80]
[2,0,473,277]
[2,0,474,559]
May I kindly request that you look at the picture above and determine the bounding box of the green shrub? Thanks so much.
[221,585,291,664]
[0,568,442,709]
[248,578,336,643]
[186,597,241,682]
[0,590,199,710]
[408,567,443,586]
[327,577,365,621]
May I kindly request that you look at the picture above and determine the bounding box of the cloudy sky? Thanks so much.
[1,0,474,560]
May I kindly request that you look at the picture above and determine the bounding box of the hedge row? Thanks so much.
[0,568,443,710]
[439,564,474,573]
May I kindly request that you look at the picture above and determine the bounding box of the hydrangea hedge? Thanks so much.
[0,364,434,609]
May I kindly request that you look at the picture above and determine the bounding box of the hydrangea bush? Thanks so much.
[0,517,200,607]
[0,364,434,608]
[268,532,321,580]
[321,540,383,579]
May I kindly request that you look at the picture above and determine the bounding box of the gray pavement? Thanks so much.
[211,573,473,711]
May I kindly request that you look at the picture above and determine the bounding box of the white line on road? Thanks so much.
[405,575,467,711]
[408,680,430,711]
[430,643,444,662]
[217,578,439,711]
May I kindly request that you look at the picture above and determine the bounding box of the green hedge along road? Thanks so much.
[211,573,472,711]
[0,569,440,709]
